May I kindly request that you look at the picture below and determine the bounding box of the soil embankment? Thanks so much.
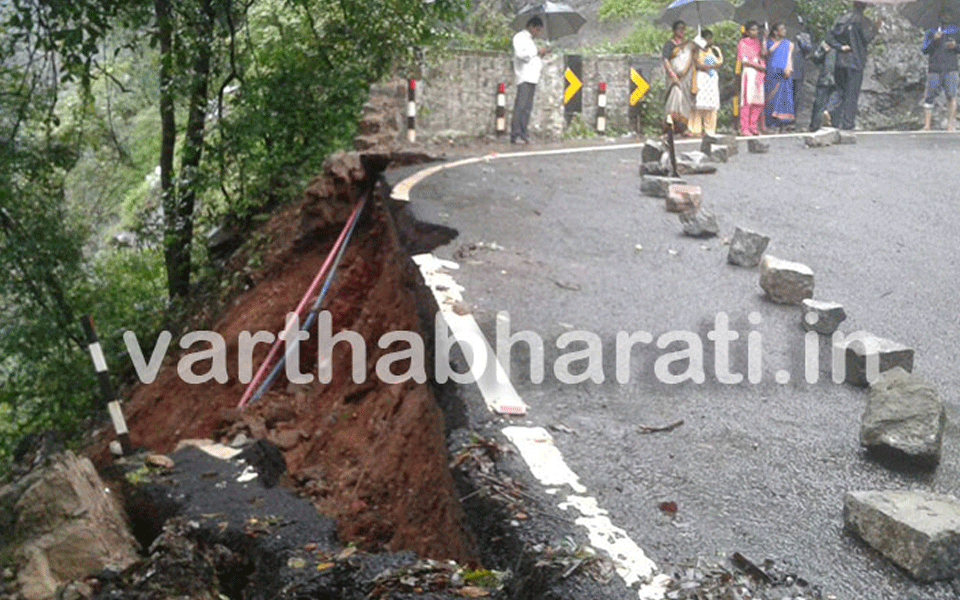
[87,151,474,564]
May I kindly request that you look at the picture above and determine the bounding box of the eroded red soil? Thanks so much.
[86,153,475,563]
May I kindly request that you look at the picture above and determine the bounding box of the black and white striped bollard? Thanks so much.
[496,83,506,136]
[80,315,131,456]
[407,78,416,144]
[597,81,607,134]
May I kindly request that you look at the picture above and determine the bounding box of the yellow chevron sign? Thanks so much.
[564,68,582,104]
[630,68,650,106]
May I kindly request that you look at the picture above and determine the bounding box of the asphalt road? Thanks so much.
[405,132,960,599]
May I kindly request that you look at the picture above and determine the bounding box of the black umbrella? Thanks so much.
[734,0,802,36]
[511,1,587,40]
[901,0,960,30]
[653,0,737,29]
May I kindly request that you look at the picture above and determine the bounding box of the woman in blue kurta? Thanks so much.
[764,22,795,131]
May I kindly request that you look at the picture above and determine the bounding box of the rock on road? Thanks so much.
[405,132,960,599]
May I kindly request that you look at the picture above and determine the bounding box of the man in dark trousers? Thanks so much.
[921,10,960,131]
[827,1,882,130]
[809,40,841,130]
[510,17,550,145]
[791,29,814,128]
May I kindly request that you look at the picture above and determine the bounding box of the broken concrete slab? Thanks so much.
[836,334,915,387]
[679,209,719,237]
[801,299,847,335]
[839,131,857,144]
[641,175,686,199]
[861,367,945,466]
[727,227,770,268]
[666,184,702,213]
[642,139,666,163]
[844,490,960,582]
[747,139,769,154]
[804,127,841,148]
[759,255,814,305]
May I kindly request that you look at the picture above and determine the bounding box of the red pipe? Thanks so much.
[237,198,366,409]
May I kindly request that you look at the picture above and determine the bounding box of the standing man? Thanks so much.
[809,40,841,130]
[921,11,959,131]
[791,29,814,128]
[511,17,550,145]
[827,1,881,130]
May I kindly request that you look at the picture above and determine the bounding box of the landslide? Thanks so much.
[86,151,474,564]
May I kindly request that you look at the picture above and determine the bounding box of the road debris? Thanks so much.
[639,419,684,434]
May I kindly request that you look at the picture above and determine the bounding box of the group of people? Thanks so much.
[662,2,959,136]
[509,3,960,144]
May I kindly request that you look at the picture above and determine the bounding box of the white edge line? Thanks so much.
[411,252,667,598]
[502,426,670,599]
[390,128,948,202]
[412,253,528,416]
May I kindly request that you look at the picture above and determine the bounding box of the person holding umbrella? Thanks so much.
[662,20,696,133]
[827,1,882,130]
[510,17,551,145]
[921,10,960,131]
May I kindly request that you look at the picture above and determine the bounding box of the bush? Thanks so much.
[798,0,849,44]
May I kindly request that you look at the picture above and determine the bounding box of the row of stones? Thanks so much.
[639,132,958,584]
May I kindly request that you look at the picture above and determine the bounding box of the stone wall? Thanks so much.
[397,9,933,143]
[415,49,664,141]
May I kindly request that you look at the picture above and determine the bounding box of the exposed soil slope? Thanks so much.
[87,152,474,563]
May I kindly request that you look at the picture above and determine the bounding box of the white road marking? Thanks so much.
[413,253,667,598]
[413,253,527,416]
[391,128,948,202]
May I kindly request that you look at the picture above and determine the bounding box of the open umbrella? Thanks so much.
[733,0,802,36]
[511,1,587,40]
[901,0,960,29]
[653,0,737,30]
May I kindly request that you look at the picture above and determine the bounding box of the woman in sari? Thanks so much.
[737,21,766,135]
[764,22,796,132]
[691,29,723,137]
[662,20,695,133]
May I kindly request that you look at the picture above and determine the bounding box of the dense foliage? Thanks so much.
[0,0,464,464]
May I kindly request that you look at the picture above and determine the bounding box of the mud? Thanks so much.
[87,151,474,564]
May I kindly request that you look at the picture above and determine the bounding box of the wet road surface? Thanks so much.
[406,132,960,599]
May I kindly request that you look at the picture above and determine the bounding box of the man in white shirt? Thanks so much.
[511,17,550,145]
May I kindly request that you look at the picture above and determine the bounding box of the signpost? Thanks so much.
[564,55,583,122]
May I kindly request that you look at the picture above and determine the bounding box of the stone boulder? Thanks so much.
[839,131,857,145]
[640,162,667,176]
[642,139,666,163]
[641,175,686,199]
[675,161,718,175]
[804,127,840,148]
[665,184,702,213]
[747,139,769,154]
[709,145,729,163]
[836,333,915,387]
[801,299,847,335]
[679,209,719,237]
[727,227,769,268]
[0,451,139,600]
[700,133,738,156]
[759,255,814,305]
[861,367,945,466]
[844,490,960,582]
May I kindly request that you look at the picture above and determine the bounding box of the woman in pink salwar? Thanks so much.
[737,21,766,135]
